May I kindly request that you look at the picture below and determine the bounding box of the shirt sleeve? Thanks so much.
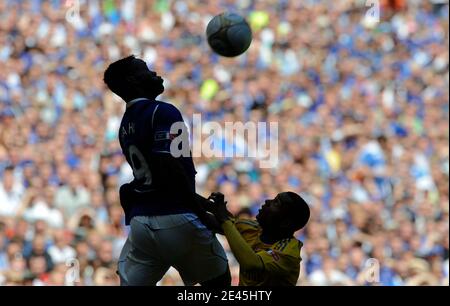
[151,103,187,154]
[235,219,260,234]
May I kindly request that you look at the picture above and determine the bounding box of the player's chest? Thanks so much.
[249,236,272,253]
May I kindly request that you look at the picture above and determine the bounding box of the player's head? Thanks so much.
[103,55,164,102]
[256,191,310,236]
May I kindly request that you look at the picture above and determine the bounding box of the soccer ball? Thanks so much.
[206,12,252,57]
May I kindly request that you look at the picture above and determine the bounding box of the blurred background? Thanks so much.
[0,0,448,286]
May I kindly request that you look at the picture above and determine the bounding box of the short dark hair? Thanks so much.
[103,55,137,98]
[4,165,14,172]
[279,191,310,231]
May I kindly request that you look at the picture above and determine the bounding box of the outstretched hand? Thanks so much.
[208,192,233,224]
[193,193,225,234]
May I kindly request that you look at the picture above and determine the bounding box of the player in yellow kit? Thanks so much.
[208,191,310,286]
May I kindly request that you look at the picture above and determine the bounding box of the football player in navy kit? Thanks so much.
[103,55,230,286]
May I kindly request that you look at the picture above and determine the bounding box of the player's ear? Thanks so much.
[279,219,294,232]
[125,75,138,85]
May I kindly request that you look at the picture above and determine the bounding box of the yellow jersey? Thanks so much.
[235,219,303,286]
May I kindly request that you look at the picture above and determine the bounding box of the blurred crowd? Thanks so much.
[0,0,448,286]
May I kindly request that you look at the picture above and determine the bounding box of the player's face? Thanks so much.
[256,195,285,229]
[130,59,164,98]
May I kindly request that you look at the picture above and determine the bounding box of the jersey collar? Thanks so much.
[127,98,149,109]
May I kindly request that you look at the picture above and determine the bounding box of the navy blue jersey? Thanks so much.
[118,98,197,221]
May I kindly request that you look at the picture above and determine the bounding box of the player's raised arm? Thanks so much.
[208,193,264,271]
[222,220,265,271]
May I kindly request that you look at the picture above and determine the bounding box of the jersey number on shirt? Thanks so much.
[128,145,153,191]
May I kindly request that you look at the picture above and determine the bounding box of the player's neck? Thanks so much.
[128,97,148,102]
[127,94,156,103]
[126,97,151,108]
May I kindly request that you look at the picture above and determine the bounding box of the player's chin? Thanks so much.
[157,85,164,95]
[256,211,269,226]
[150,84,164,97]
[157,79,164,91]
